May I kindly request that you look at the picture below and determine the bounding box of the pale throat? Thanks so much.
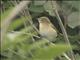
[40,22,50,28]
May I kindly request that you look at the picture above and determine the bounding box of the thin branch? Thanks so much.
[20,8,40,34]
[51,1,75,60]
[1,1,31,47]
[63,53,71,60]
[8,48,27,59]
[11,1,40,42]
[10,31,40,38]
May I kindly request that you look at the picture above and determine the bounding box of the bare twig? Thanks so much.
[10,1,40,42]
[8,48,27,59]
[1,1,31,47]
[63,53,71,60]
[50,1,75,60]
[19,7,40,34]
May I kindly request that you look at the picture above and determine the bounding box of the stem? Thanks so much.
[51,1,75,60]
[21,8,40,34]
[1,1,31,47]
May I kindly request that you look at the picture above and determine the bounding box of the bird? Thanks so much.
[38,17,57,42]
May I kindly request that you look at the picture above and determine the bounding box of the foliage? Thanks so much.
[1,0,80,60]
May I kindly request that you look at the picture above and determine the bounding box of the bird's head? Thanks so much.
[38,17,51,24]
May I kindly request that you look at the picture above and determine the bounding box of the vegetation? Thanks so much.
[0,0,80,60]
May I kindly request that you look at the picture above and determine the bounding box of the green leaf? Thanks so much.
[29,3,44,13]
[9,33,32,43]
[60,1,80,16]
[34,1,46,5]
[1,36,13,52]
[67,12,80,28]
[32,43,70,60]
[44,1,56,16]
[1,7,13,21]
[32,38,49,48]
[8,17,25,31]
[64,1,80,11]
[75,54,80,60]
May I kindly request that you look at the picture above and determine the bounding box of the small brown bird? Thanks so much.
[38,17,57,41]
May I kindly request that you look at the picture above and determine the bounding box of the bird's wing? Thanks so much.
[50,23,58,33]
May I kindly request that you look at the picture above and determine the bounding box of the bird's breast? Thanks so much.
[39,23,57,38]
